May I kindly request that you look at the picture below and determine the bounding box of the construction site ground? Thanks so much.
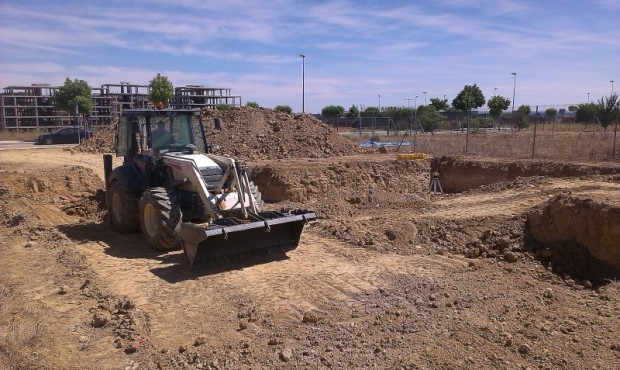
[1,110,619,370]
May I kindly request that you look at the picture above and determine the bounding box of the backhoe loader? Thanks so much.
[103,108,315,268]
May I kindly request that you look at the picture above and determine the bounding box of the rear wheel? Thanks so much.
[140,187,182,250]
[108,181,140,232]
[45,138,54,145]
[249,181,263,211]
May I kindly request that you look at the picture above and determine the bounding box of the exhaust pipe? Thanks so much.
[103,154,112,192]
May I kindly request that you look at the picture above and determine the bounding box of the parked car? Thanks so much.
[36,127,93,145]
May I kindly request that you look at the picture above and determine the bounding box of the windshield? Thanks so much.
[150,113,206,155]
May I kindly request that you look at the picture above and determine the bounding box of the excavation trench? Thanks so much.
[251,156,620,283]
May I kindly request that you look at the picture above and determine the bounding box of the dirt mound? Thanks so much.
[0,166,106,227]
[77,107,363,159]
[528,193,620,279]
[203,107,362,160]
[77,121,117,153]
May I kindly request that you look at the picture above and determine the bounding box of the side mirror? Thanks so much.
[214,117,222,130]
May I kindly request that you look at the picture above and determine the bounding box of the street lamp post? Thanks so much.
[587,92,590,103]
[299,53,305,113]
[378,94,381,111]
[494,87,497,96]
[611,80,615,94]
[423,91,427,106]
[511,72,517,116]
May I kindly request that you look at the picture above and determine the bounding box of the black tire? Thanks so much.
[108,181,140,233]
[139,187,182,250]
[45,137,54,145]
[249,181,263,212]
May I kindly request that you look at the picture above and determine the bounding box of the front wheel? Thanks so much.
[44,138,54,145]
[108,181,140,232]
[140,187,182,250]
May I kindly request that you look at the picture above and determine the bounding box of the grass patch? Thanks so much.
[349,125,619,161]
[0,129,46,142]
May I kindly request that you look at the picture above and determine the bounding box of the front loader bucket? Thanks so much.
[180,209,316,269]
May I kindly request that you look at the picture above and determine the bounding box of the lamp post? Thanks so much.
[299,53,305,113]
[587,92,590,103]
[511,72,517,116]
[414,96,418,110]
[378,94,381,111]
[611,80,615,94]
[494,87,497,96]
[423,91,427,106]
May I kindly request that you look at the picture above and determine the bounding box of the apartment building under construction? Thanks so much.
[0,82,242,131]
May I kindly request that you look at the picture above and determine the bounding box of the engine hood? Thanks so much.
[164,153,220,171]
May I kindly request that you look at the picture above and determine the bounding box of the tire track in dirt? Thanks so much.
[76,231,465,347]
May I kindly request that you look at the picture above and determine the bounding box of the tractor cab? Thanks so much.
[116,109,208,161]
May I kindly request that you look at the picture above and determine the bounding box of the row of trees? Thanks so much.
[54,75,618,133]
[320,85,619,132]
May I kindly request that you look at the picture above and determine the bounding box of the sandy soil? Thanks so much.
[1,146,619,370]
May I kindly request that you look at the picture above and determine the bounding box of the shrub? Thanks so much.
[469,119,481,134]
[216,104,230,111]
[275,105,292,114]
[245,101,259,108]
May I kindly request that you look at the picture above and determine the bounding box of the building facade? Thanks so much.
[0,82,242,131]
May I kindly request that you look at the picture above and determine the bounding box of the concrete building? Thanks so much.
[173,85,242,109]
[0,82,242,131]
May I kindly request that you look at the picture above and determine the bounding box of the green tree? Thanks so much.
[245,101,259,108]
[275,105,292,114]
[575,103,597,123]
[487,95,511,120]
[596,93,619,129]
[452,84,485,121]
[568,105,578,113]
[417,105,445,134]
[321,105,345,120]
[545,108,558,123]
[53,78,93,117]
[514,105,531,130]
[148,73,174,107]
[429,98,449,111]
[362,106,380,117]
[452,84,485,140]
[346,104,359,118]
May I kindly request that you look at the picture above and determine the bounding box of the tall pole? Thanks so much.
[414,96,418,111]
[611,80,615,94]
[587,92,590,103]
[511,73,517,115]
[299,53,305,113]
[494,87,497,96]
[423,91,427,105]
[378,94,381,111]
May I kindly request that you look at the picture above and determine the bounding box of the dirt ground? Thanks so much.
[1,114,620,369]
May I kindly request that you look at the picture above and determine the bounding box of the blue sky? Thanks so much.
[1,0,619,113]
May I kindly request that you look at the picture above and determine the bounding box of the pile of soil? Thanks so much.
[77,120,117,153]
[203,107,362,160]
[0,166,106,227]
[77,107,363,159]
